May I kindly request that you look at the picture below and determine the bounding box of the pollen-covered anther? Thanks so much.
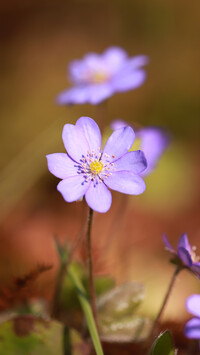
[90,160,104,175]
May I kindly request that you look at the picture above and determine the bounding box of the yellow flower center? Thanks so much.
[92,71,107,84]
[90,160,103,175]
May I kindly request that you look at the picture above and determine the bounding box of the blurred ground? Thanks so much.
[0,0,200,323]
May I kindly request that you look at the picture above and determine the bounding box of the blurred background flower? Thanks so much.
[56,46,148,105]
[185,294,200,341]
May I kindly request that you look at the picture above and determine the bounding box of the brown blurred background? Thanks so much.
[0,0,200,320]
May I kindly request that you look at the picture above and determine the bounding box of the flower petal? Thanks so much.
[110,119,128,130]
[69,59,87,84]
[191,263,200,278]
[127,55,149,69]
[102,126,135,163]
[186,295,200,318]
[178,234,192,254]
[76,116,102,152]
[185,318,200,339]
[57,176,89,202]
[162,235,175,252]
[178,247,192,267]
[62,122,89,162]
[112,69,146,92]
[113,151,147,174]
[85,181,112,213]
[104,171,146,195]
[102,47,127,73]
[56,86,89,105]
[46,153,78,179]
[86,84,113,104]
[138,127,170,176]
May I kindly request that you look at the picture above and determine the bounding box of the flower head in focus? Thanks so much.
[163,234,200,277]
[185,294,200,341]
[46,117,147,213]
[57,47,148,105]
[111,119,169,176]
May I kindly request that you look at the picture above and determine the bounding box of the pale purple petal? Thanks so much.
[46,153,78,179]
[178,234,192,254]
[138,127,170,176]
[186,295,200,318]
[113,151,147,174]
[110,119,128,130]
[85,83,114,104]
[162,235,175,252]
[62,123,89,162]
[191,263,200,278]
[57,176,89,202]
[102,126,135,163]
[76,117,102,152]
[185,318,200,339]
[104,171,146,195]
[127,55,149,69]
[85,181,112,213]
[56,86,90,105]
[178,247,192,267]
[102,47,127,73]
[112,69,146,92]
[69,60,87,84]
[82,53,102,70]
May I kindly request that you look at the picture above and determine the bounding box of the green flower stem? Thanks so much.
[86,207,99,330]
[149,266,181,339]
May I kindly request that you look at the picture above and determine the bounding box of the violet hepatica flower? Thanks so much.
[111,119,169,176]
[46,117,147,213]
[185,294,200,341]
[56,47,148,105]
[163,234,200,277]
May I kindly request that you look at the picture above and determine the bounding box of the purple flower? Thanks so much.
[185,294,200,340]
[163,234,200,277]
[111,120,169,176]
[46,117,147,213]
[56,47,148,105]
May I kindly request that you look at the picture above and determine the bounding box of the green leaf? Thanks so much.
[68,264,104,355]
[94,276,115,297]
[54,237,68,265]
[150,330,175,355]
[60,262,84,310]
[0,316,63,355]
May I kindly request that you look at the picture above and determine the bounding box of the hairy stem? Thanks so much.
[149,267,181,339]
[86,207,99,329]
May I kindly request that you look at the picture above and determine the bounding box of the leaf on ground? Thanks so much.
[150,330,175,355]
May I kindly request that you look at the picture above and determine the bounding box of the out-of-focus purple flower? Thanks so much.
[185,294,200,340]
[111,119,169,176]
[56,47,148,105]
[46,117,147,213]
[163,234,200,277]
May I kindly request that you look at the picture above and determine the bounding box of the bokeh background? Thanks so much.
[0,0,200,322]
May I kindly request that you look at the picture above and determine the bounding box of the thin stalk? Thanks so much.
[149,267,181,339]
[51,261,66,318]
[63,325,72,355]
[86,207,99,329]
